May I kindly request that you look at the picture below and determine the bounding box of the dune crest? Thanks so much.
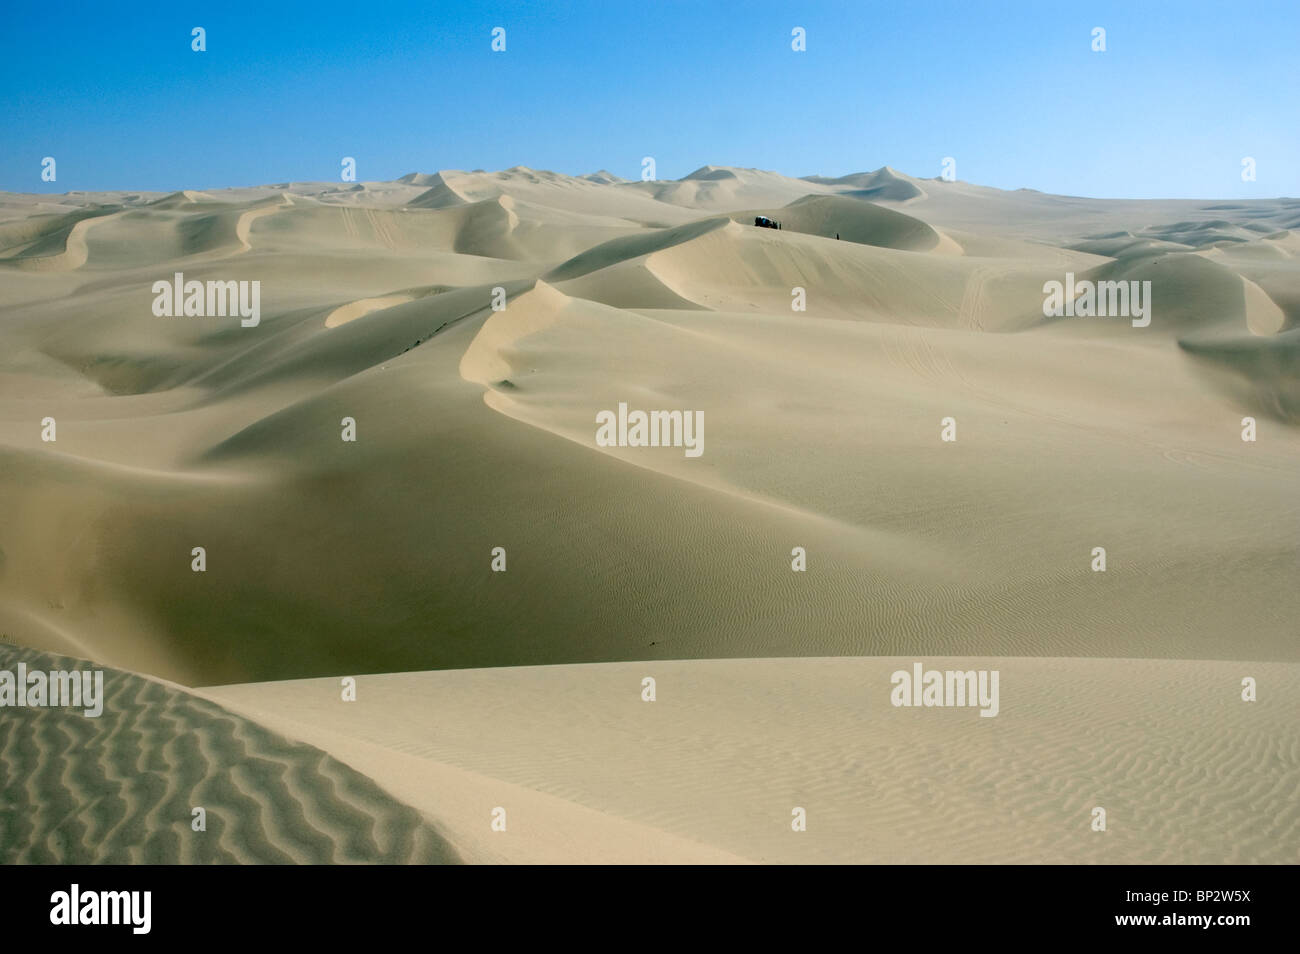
[234,194,291,251]
[459,279,571,389]
[3,211,119,271]
[324,294,416,328]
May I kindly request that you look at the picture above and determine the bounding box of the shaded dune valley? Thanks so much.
[1,166,1298,863]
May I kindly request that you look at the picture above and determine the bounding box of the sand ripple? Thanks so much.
[0,647,459,864]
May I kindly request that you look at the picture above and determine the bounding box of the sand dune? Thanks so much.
[804,166,929,203]
[1,163,1298,864]
[234,195,291,251]
[148,189,218,209]
[625,165,841,211]
[325,294,417,329]
[2,210,120,271]
[0,647,459,863]
[0,167,1296,690]
[742,193,950,251]
[206,657,1300,864]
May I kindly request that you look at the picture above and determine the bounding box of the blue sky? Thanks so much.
[2,0,1296,198]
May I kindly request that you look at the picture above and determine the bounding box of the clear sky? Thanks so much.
[3,0,1296,198]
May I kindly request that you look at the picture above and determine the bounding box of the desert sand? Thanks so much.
[0,647,459,863]
[205,656,1300,864]
[1,165,1297,862]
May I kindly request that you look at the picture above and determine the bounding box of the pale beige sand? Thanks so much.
[1,165,1297,866]
[206,657,1300,864]
[0,164,1296,687]
[0,647,460,863]
[325,294,416,328]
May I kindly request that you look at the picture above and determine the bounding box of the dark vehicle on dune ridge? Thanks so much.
[754,215,782,229]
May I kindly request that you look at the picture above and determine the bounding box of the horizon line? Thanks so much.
[7,164,1298,205]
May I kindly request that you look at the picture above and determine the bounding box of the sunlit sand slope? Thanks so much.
[208,657,1300,864]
